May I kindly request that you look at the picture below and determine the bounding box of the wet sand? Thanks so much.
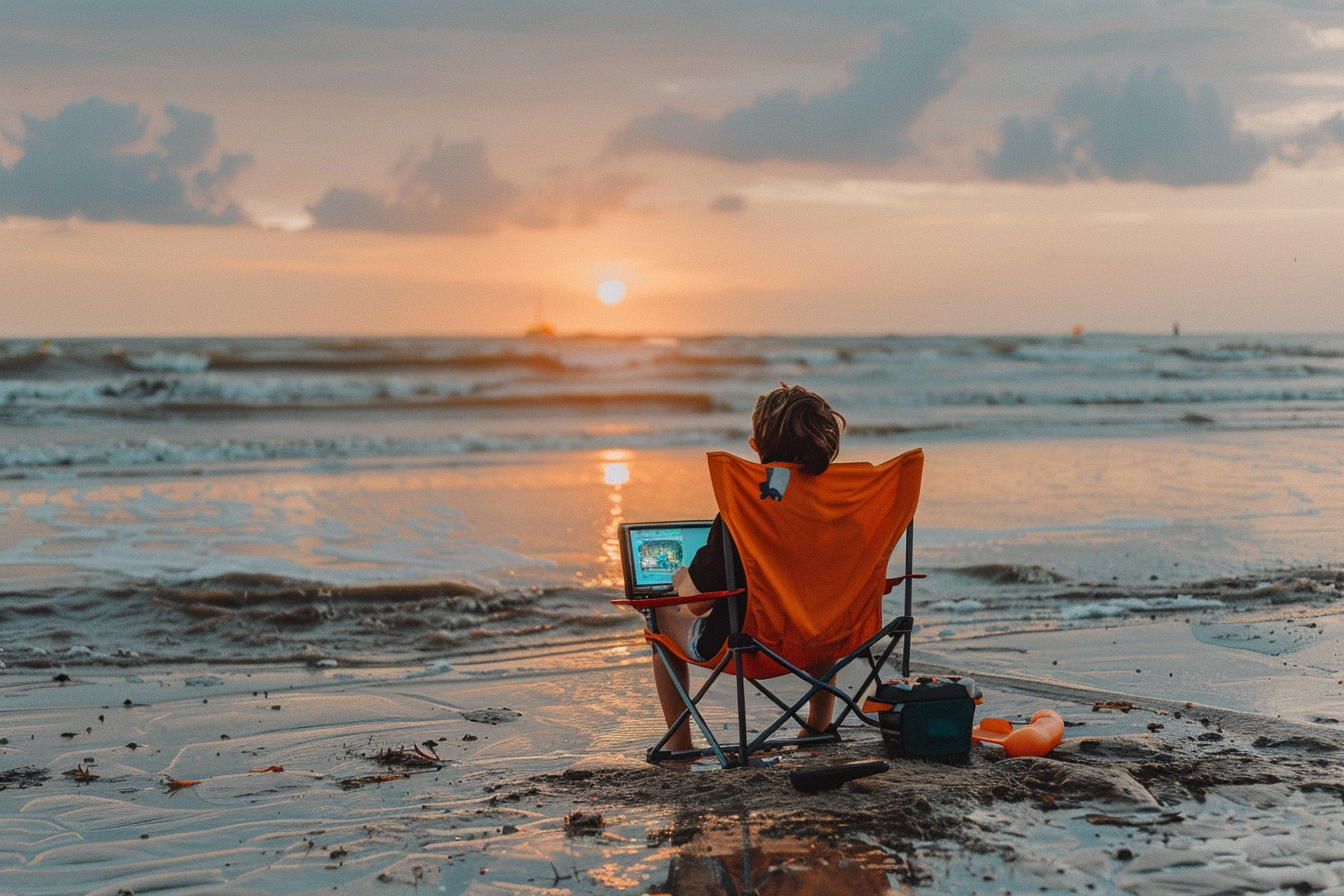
[7,616,1344,896]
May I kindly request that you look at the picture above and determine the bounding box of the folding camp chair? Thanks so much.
[615,447,925,768]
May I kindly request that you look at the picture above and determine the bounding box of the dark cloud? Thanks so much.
[606,12,972,165]
[309,140,517,234]
[0,96,251,224]
[984,67,1267,186]
[710,193,748,213]
[160,105,216,167]
[1015,25,1244,60]
[309,139,641,234]
[1324,112,1344,143]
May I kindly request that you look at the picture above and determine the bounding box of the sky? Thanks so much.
[2,0,1343,337]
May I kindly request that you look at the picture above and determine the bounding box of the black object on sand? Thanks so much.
[789,759,890,793]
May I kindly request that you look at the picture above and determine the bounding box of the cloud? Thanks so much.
[984,67,1268,186]
[606,12,972,165]
[0,97,252,224]
[308,139,642,234]
[0,1,958,39]
[309,140,517,234]
[1324,112,1344,143]
[510,165,645,229]
[1273,111,1344,164]
[710,194,748,213]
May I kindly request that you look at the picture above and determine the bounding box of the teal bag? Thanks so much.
[872,677,976,763]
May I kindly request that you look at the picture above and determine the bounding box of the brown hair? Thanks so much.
[751,383,846,475]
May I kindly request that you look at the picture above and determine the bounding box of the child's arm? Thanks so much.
[672,567,717,616]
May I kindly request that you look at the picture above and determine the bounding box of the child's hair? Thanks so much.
[751,383,846,475]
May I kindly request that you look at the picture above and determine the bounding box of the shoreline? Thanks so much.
[3,562,1340,682]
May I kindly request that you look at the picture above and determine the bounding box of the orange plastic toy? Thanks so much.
[972,709,1064,757]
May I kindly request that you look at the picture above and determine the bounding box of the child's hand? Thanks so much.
[672,566,698,597]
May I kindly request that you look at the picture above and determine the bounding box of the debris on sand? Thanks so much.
[339,774,407,790]
[460,707,522,725]
[1086,812,1184,827]
[564,810,605,835]
[0,766,51,791]
[373,743,443,769]
[1093,700,1135,713]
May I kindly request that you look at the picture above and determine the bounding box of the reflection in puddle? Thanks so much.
[655,813,905,896]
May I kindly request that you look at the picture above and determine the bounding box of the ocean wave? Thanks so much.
[109,350,212,373]
[0,375,719,415]
[1157,342,1344,362]
[652,351,770,369]
[951,564,1068,584]
[0,375,464,412]
[1062,387,1344,406]
[1059,594,1225,620]
[1156,365,1326,380]
[0,350,56,375]
[0,429,755,471]
[984,338,1344,373]
[926,386,1344,408]
[203,348,573,374]
[7,367,1344,416]
[5,335,1344,447]
[0,575,632,668]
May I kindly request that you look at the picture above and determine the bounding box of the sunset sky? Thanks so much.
[2,1,1343,337]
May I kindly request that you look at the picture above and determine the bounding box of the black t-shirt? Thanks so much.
[685,515,748,658]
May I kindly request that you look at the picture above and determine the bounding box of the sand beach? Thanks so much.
[9,604,1344,896]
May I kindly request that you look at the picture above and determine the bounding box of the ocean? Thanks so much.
[2,333,1342,669]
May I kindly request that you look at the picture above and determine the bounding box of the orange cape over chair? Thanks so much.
[644,448,923,680]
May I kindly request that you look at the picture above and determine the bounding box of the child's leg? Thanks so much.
[652,651,693,752]
[651,605,699,752]
[799,670,837,737]
[803,686,836,736]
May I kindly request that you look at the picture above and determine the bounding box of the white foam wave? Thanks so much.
[122,351,211,373]
[0,374,476,410]
[929,599,988,612]
[1061,594,1224,620]
[0,429,748,471]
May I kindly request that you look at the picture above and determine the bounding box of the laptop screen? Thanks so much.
[619,520,714,596]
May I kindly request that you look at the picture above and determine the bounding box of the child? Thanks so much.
[652,383,846,753]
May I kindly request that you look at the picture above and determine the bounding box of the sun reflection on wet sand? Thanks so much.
[655,812,903,895]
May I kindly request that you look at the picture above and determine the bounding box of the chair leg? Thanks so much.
[734,649,750,768]
[648,644,731,767]
[830,629,908,729]
[744,678,842,752]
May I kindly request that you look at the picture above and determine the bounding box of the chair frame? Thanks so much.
[623,521,924,768]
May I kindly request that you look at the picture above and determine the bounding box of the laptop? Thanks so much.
[618,519,714,599]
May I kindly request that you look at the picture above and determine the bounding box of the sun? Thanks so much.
[597,280,626,306]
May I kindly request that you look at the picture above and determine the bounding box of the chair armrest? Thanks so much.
[883,573,927,594]
[612,588,746,610]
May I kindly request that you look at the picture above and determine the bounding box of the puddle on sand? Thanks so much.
[650,812,908,896]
